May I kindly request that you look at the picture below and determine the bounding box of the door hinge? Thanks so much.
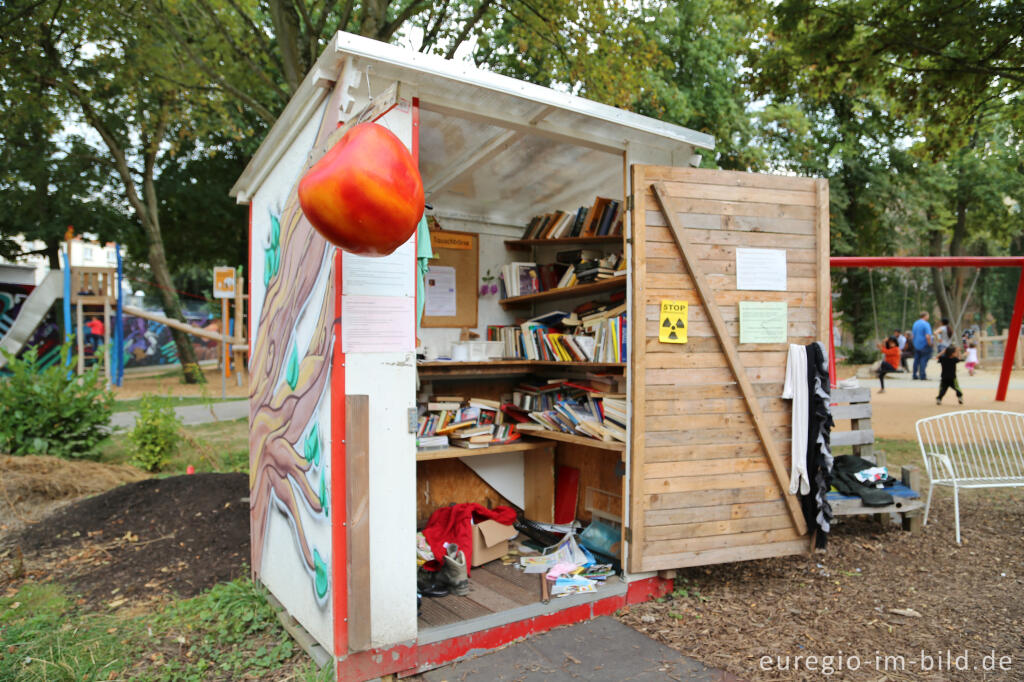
[626,195,634,211]
[624,526,632,543]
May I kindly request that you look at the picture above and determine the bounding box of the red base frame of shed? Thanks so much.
[335,576,673,679]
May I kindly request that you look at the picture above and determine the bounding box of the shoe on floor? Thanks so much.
[936,398,941,405]
[442,544,470,596]
[417,568,450,598]
[958,396,963,404]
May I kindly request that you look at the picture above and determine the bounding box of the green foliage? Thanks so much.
[0,345,113,460]
[0,583,142,681]
[0,578,318,681]
[154,579,296,679]
[128,396,182,472]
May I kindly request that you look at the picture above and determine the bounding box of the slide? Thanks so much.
[0,270,63,369]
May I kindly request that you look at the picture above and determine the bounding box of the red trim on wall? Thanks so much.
[247,202,252,361]
[334,576,671,680]
[626,576,673,604]
[331,250,348,658]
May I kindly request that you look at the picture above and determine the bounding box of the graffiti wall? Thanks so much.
[248,93,336,651]
[121,313,220,368]
[0,282,61,368]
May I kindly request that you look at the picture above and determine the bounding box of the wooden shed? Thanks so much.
[231,31,830,680]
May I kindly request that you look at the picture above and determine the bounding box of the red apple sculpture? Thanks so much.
[298,122,424,256]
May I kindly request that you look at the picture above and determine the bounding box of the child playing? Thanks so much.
[876,337,901,393]
[964,342,978,376]
[936,345,963,405]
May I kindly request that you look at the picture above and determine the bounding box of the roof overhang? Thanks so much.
[231,31,715,221]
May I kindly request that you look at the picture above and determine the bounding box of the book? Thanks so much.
[436,419,476,435]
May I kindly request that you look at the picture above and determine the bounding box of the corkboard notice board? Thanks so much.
[422,230,478,328]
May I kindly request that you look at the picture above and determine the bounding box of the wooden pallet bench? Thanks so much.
[828,386,924,531]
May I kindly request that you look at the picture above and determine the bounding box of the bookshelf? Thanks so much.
[505,235,623,250]
[416,440,551,461]
[514,427,625,453]
[499,276,625,310]
[418,360,626,379]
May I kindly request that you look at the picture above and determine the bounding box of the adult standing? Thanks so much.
[894,329,908,371]
[911,311,933,380]
[934,318,951,356]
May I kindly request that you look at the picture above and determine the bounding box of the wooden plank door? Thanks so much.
[628,166,830,573]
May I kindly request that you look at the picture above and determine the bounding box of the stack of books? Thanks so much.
[519,197,624,241]
[485,303,627,364]
[499,262,542,298]
[416,397,521,450]
[600,395,627,443]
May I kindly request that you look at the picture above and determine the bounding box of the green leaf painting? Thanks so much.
[313,549,329,600]
[304,423,321,467]
[285,344,299,390]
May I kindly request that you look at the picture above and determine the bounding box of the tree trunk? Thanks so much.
[928,225,953,326]
[144,227,204,383]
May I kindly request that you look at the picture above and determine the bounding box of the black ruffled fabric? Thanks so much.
[801,342,834,548]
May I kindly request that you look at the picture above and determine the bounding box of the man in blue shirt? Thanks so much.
[911,311,934,380]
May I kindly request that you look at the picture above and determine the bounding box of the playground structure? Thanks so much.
[830,256,1024,402]
[0,243,247,392]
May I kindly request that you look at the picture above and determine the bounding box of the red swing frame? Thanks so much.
[829,257,1024,402]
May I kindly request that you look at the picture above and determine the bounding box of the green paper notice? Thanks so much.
[739,302,788,343]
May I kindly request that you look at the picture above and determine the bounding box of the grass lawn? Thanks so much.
[0,579,332,681]
[102,417,250,475]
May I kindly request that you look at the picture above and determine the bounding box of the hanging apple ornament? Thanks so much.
[298,122,424,257]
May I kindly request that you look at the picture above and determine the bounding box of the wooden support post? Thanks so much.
[102,300,111,385]
[901,465,923,532]
[346,395,371,653]
[234,275,245,387]
[652,183,808,537]
[76,301,84,376]
[220,297,228,399]
[523,445,555,523]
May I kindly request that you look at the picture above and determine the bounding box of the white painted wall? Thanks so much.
[340,102,419,647]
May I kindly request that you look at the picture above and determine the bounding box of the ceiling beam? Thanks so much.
[419,97,625,155]
[424,104,556,197]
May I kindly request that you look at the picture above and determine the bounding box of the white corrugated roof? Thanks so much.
[232,31,714,223]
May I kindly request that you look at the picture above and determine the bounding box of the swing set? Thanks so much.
[830,256,1024,402]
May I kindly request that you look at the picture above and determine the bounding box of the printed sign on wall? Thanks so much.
[658,300,688,344]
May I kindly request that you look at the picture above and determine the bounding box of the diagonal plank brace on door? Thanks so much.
[650,182,809,537]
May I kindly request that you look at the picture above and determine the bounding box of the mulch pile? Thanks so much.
[618,493,1024,681]
[3,473,250,607]
[0,454,148,532]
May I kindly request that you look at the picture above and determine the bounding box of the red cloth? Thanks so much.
[421,503,516,576]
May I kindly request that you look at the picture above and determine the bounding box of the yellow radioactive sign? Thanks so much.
[658,300,688,344]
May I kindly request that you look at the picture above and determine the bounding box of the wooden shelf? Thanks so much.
[505,235,623,250]
[417,360,626,379]
[515,426,625,452]
[416,440,552,461]
[499,276,625,309]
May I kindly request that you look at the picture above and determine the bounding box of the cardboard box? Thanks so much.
[470,519,518,566]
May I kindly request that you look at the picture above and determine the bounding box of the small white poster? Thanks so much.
[424,265,456,317]
[736,248,787,291]
[342,295,415,353]
[342,236,415,297]
[739,301,788,344]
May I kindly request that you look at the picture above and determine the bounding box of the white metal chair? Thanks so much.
[916,410,1024,543]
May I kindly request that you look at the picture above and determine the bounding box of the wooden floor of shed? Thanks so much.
[418,560,541,628]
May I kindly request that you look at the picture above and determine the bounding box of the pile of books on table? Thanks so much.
[506,379,627,444]
[416,397,522,450]
[486,306,627,363]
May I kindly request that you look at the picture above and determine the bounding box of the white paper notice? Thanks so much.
[342,295,415,353]
[342,236,415,297]
[736,248,787,291]
[424,265,456,317]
